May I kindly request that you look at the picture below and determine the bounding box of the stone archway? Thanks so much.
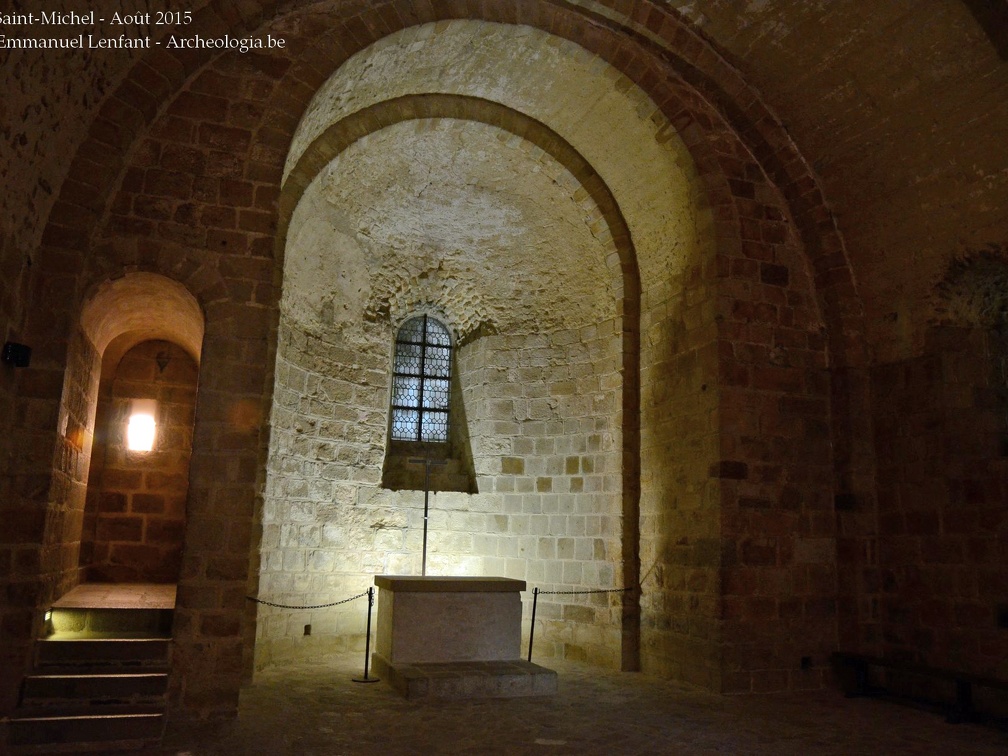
[259,17,720,674]
[4,0,867,721]
[74,272,204,585]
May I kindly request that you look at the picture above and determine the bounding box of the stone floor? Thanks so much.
[155,653,1008,756]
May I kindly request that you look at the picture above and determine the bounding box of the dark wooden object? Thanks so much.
[831,651,1008,725]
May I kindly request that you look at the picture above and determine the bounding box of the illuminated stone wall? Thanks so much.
[258,320,623,667]
[81,340,196,583]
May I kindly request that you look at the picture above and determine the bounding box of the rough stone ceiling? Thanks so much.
[1,0,182,254]
[283,20,702,337]
[284,119,617,337]
[282,0,1008,359]
[285,19,698,261]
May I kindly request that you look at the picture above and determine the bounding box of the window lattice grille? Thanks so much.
[390,315,451,442]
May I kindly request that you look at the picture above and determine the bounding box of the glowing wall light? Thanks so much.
[127,399,157,452]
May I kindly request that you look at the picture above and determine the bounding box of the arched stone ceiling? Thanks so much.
[4,1,1006,362]
[79,271,205,363]
[285,20,704,309]
[0,0,190,256]
[284,118,617,337]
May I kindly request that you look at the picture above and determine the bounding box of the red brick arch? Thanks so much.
[54,1,866,506]
[38,0,862,367]
[21,0,871,712]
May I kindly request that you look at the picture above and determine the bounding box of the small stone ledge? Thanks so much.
[374,576,525,593]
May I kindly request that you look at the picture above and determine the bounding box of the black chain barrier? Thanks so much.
[246,588,381,684]
[248,583,640,673]
[527,585,636,662]
[535,587,633,596]
[245,590,368,610]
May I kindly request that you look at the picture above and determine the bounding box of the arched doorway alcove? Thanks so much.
[75,272,204,586]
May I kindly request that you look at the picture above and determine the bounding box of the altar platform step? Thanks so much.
[371,656,558,700]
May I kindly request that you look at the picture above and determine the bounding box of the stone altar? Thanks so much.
[371,575,557,699]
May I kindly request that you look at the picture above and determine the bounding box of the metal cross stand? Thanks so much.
[408,455,447,576]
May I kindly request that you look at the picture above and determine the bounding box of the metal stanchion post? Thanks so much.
[352,587,380,683]
[527,586,539,663]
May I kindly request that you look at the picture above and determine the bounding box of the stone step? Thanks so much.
[5,601,174,754]
[20,672,168,706]
[49,607,173,637]
[35,638,171,670]
[12,701,166,719]
[6,711,165,750]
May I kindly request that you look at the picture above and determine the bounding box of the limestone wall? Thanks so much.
[714,186,837,694]
[0,0,186,374]
[259,319,624,667]
[638,76,837,692]
[15,0,1001,717]
[638,174,722,687]
[2,322,102,709]
[263,104,626,665]
[49,329,102,609]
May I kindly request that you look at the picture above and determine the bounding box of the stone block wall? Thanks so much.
[871,326,1008,678]
[0,324,98,714]
[714,177,837,694]
[0,325,103,712]
[462,327,625,666]
[638,124,837,693]
[81,340,197,583]
[0,33,286,716]
[48,329,103,609]
[638,196,722,687]
[258,319,624,668]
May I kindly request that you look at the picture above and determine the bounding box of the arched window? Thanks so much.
[390,315,451,443]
